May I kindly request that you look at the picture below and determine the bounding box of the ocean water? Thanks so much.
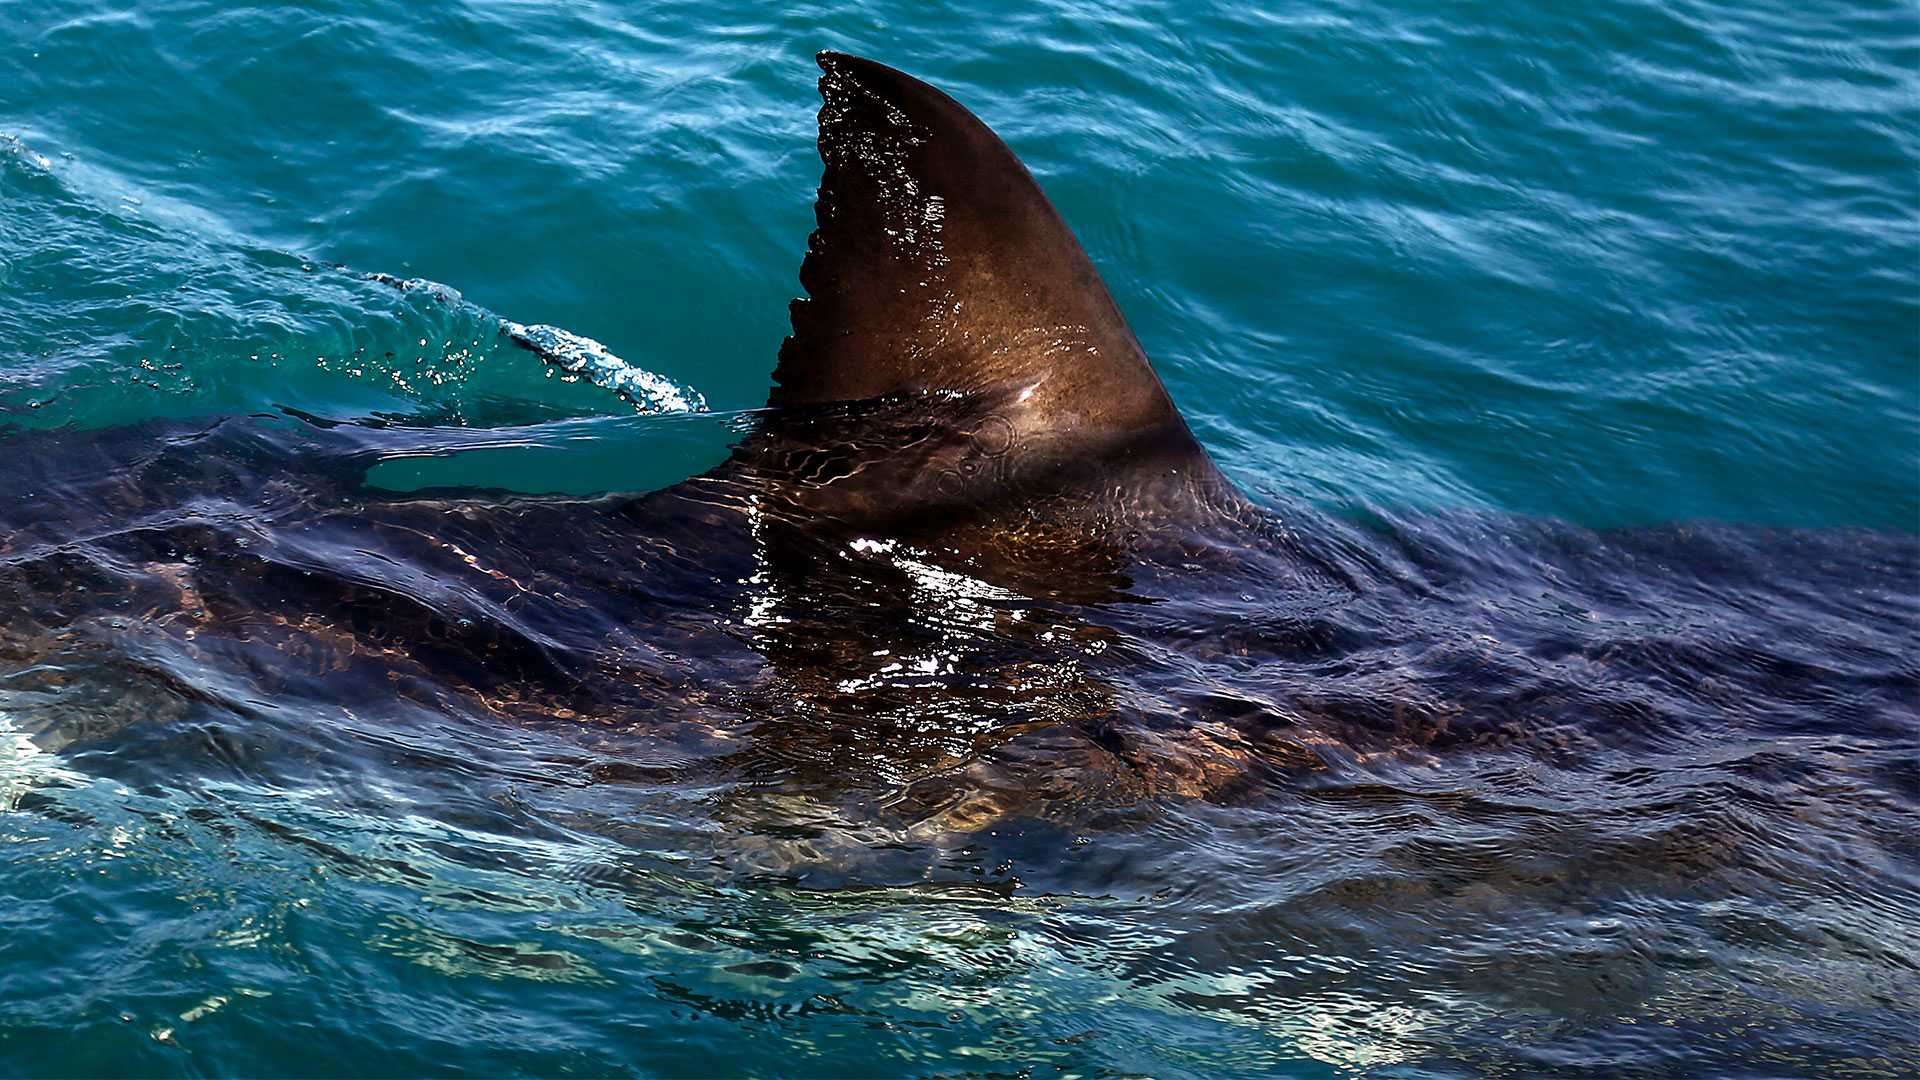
[1,2,1917,1077]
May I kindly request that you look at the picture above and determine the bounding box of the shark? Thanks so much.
[0,53,1912,883]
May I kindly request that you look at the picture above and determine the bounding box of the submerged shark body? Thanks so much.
[1,56,1913,877]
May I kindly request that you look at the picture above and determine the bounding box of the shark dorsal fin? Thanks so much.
[771,53,1205,470]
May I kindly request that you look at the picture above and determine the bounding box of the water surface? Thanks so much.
[2,1,1917,1076]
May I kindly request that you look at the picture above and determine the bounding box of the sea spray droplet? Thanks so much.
[500,321,707,414]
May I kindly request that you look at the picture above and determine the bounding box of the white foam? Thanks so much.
[0,708,87,812]
[501,321,707,415]
[0,132,53,171]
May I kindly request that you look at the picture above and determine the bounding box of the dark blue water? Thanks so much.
[2,2,1917,1076]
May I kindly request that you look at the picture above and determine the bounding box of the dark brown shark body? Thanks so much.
[0,53,1309,848]
[1,54,1913,885]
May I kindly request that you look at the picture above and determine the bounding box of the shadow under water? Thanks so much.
[1,410,1916,1076]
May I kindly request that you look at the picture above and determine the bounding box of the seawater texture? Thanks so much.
[2,2,1917,1078]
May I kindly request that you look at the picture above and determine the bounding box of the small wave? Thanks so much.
[499,320,707,415]
[365,273,707,415]
[365,272,464,304]
[0,132,53,172]
[0,709,87,812]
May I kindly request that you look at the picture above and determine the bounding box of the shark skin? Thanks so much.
[0,54,1913,881]
[0,52,1296,853]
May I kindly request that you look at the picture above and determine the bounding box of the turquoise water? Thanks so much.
[3,2,1918,1077]
[6,1,1915,527]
